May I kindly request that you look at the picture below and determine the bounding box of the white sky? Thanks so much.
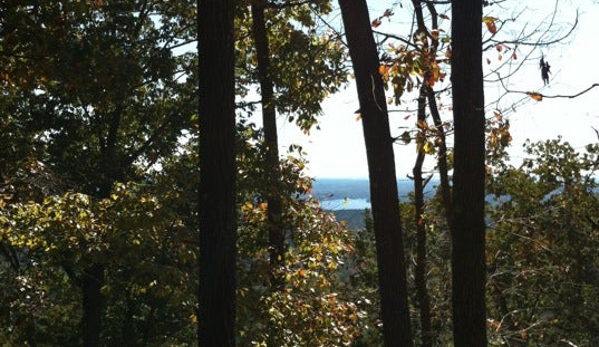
[274,1,599,179]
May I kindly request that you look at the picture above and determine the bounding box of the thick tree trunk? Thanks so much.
[198,0,237,346]
[82,263,105,347]
[250,2,286,290]
[450,1,487,347]
[80,106,124,346]
[339,1,413,346]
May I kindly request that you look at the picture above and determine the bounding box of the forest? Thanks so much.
[1,0,598,347]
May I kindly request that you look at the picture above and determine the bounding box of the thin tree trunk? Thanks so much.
[425,87,452,227]
[198,0,237,345]
[413,85,433,347]
[250,1,285,290]
[339,1,413,346]
[250,4,286,346]
[450,1,487,346]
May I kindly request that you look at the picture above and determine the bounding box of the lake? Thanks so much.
[312,178,438,211]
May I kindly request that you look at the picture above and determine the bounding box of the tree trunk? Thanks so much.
[338,1,413,346]
[450,1,487,347]
[250,2,286,290]
[198,0,237,346]
[413,85,433,347]
[425,87,452,227]
[82,263,105,347]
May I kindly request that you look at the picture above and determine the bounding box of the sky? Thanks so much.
[273,1,599,179]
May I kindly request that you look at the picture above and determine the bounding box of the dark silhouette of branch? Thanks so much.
[506,83,599,100]
[266,0,314,9]
[373,30,420,51]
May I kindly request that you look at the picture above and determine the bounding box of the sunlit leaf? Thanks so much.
[483,16,498,34]
[527,92,543,101]
[423,141,435,154]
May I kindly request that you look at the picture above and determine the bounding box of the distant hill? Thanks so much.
[330,209,370,230]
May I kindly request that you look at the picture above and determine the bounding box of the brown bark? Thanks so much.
[198,0,237,345]
[450,1,487,346]
[338,1,413,346]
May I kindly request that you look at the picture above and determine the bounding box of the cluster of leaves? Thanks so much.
[486,111,513,157]
[236,1,348,131]
[0,124,369,347]
[379,30,449,107]
[234,122,365,346]
[485,138,599,346]
[0,178,196,346]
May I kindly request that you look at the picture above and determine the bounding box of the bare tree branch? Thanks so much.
[506,83,599,100]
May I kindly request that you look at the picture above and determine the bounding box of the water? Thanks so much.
[312,178,437,211]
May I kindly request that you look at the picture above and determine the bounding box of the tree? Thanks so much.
[486,138,599,346]
[450,1,487,347]
[250,1,286,292]
[243,0,347,294]
[0,2,197,345]
[338,1,413,346]
[198,0,237,346]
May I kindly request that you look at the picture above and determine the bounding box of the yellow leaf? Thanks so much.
[423,141,435,154]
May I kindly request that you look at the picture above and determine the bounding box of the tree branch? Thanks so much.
[508,83,599,100]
